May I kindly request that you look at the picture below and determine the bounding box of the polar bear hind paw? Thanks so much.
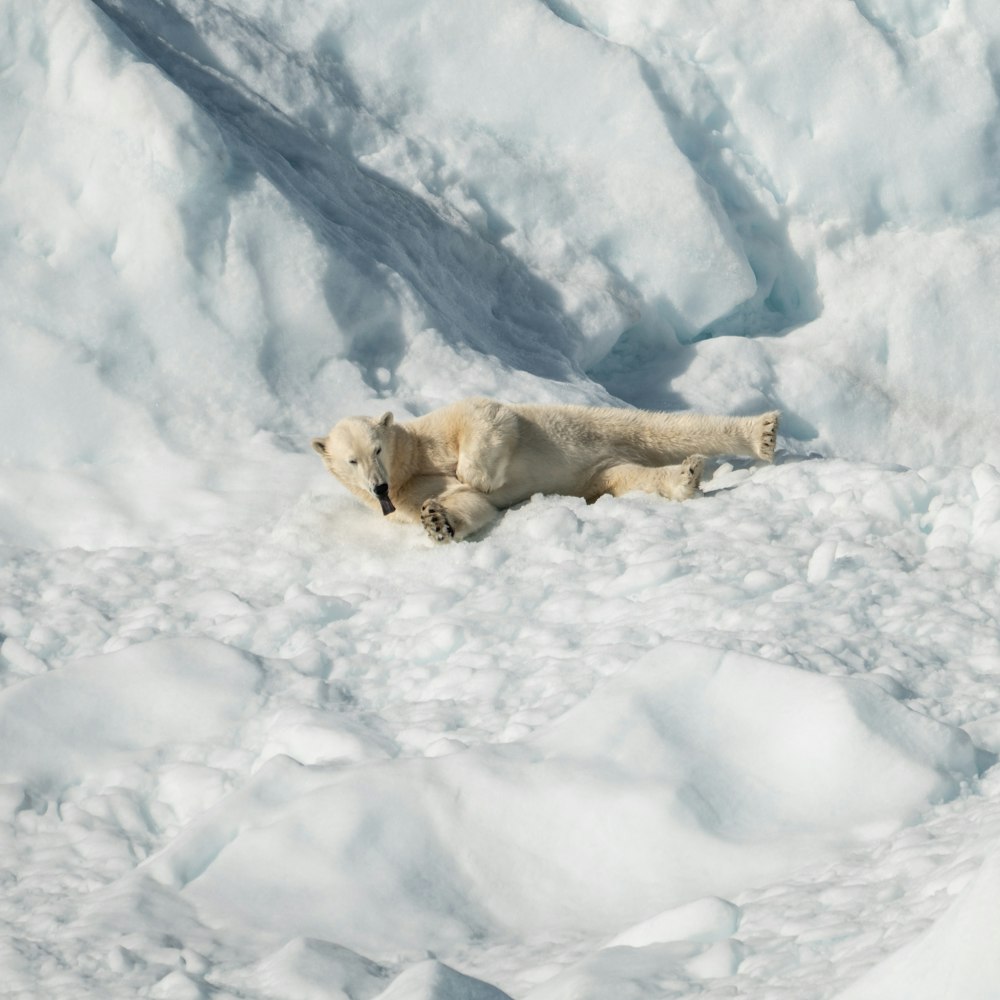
[675,454,704,500]
[421,499,455,543]
[657,455,703,501]
[753,411,780,462]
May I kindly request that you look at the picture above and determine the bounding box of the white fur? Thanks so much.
[313,398,779,543]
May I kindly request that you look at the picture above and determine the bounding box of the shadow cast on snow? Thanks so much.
[92,0,820,456]
[90,0,588,393]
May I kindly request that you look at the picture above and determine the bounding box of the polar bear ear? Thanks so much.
[311,437,327,455]
[378,411,394,428]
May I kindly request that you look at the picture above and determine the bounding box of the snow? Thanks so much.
[605,895,741,949]
[3,0,1000,997]
[113,642,973,960]
[833,848,1000,1000]
[0,637,262,792]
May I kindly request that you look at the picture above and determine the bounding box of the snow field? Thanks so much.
[2,456,1000,997]
[833,844,1000,1000]
[4,0,1000,996]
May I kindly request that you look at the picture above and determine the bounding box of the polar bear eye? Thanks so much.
[348,459,357,465]
[375,447,382,455]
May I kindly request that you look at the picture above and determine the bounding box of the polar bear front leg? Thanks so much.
[588,456,704,503]
[455,399,520,494]
[421,487,501,543]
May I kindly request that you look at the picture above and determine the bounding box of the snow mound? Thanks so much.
[536,641,978,838]
[605,896,741,949]
[525,939,745,1000]
[523,895,748,1000]
[0,637,262,794]
[833,849,1000,1000]
[250,937,391,1000]
[140,642,979,958]
[214,0,756,358]
[375,961,514,1000]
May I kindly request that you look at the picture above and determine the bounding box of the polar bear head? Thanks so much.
[312,412,397,514]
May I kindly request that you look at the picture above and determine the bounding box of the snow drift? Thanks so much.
[0,637,262,794]
[119,642,979,958]
[834,849,1000,1000]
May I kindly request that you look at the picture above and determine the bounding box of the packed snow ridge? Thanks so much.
[2,1,1000,998]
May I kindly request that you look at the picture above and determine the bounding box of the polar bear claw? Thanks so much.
[421,499,455,544]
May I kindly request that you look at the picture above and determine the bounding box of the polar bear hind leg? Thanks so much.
[752,411,780,462]
[660,455,705,500]
[587,455,704,503]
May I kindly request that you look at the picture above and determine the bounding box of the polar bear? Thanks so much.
[312,398,779,543]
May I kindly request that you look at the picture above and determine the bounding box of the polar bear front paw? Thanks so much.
[421,499,455,543]
[753,411,780,462]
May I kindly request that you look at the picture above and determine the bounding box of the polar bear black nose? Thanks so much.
[373,483,390,497]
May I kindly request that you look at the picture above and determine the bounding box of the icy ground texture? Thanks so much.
[4,463,1000,999]
[3,0,1000,997]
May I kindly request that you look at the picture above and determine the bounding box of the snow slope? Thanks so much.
[3,0,1000,997]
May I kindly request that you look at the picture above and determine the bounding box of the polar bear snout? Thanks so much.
[373,481,395,515]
